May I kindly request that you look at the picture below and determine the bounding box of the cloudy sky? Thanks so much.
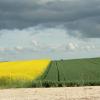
[0,0,100,61]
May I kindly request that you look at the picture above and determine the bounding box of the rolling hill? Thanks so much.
[0,57,100,88]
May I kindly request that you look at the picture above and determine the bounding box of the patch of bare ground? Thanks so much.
[0,86,100,100]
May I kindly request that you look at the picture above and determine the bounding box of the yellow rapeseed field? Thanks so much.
[0,59,51,80]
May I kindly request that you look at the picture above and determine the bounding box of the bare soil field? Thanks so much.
[0,86,100,100]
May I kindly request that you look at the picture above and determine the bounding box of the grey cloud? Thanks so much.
[0,0,100,37]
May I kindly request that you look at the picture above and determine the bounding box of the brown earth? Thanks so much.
[0,86,100,100]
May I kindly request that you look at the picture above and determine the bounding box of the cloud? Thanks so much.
[0,0,100,37]
[0,26,100,51]
[67,43,76,50]
[31,40,39,47]
[14,46,24,52]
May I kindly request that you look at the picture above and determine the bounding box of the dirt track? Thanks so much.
[0,86,100,100]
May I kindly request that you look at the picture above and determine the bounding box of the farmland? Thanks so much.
[37,57,100,87]
[0,57,100,88]
[0,59,50,88]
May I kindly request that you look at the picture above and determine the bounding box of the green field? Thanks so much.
[36,57,100,87]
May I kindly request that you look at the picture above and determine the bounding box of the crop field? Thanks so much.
[0,58,100,88]
[38,57,100,87]
[0,59,50,88]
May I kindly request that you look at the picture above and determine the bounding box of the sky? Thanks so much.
[0,0,100,61]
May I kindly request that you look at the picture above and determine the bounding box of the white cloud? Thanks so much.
[68,43,76,50]
[0,25,100,60]
[31,40,38,47]
[14,46,24,52]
